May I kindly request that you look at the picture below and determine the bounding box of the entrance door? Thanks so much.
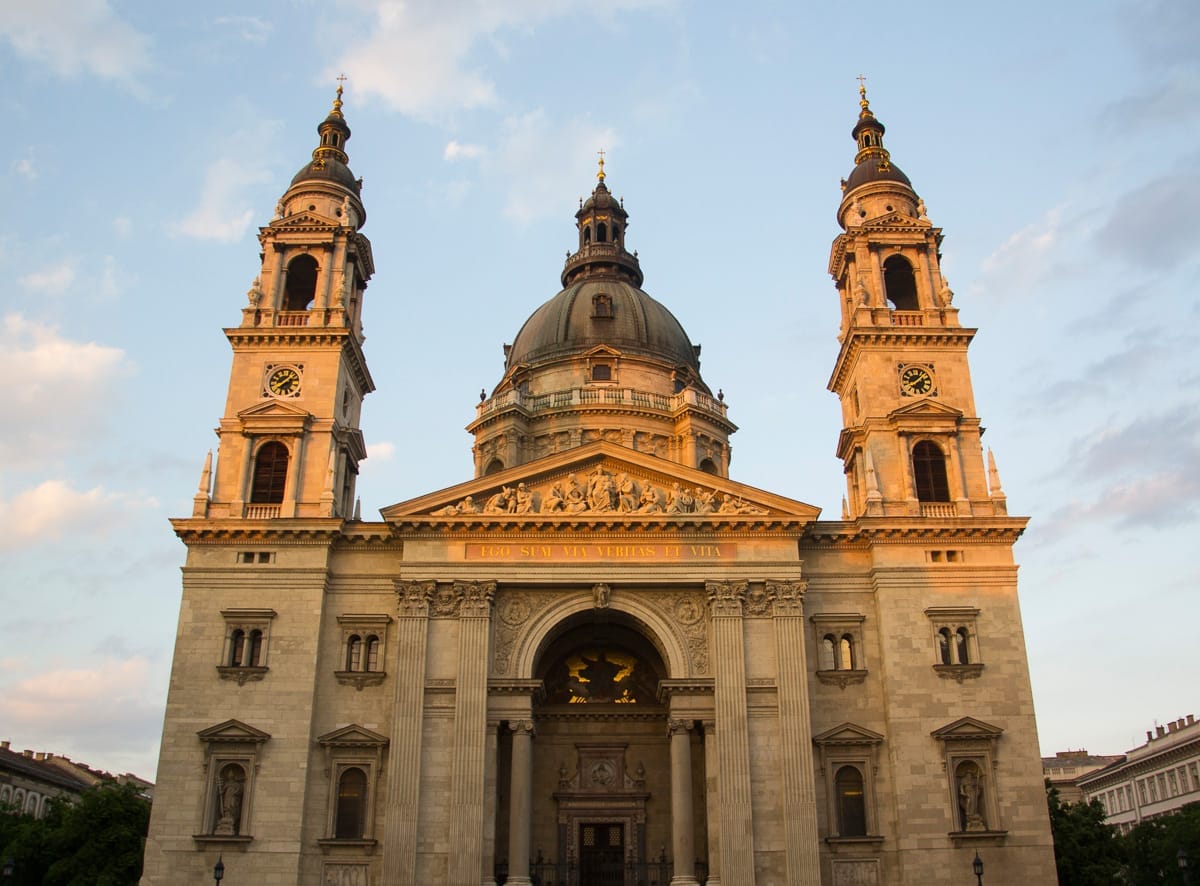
[579,822,624,886]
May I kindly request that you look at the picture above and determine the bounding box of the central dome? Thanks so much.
[504,278,703,378]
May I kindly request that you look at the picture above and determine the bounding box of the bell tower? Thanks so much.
[195,85,376,521]
[827,85,1007,520]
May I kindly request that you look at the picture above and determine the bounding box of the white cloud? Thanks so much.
[214,15,273,44]
[0,0,152,89]
[330,0,664,117]
[11,149,36,180]
[971,206,1081,300]
[368,440,396,460]
[0,314,132,466]
[488,110,619,223]
[170,146,274,241]
[19,260,76,294]
[0,656,163,777]
[0,481,157,550]
[445,140,486,161]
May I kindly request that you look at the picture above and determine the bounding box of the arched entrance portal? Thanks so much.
[496,610,707,885]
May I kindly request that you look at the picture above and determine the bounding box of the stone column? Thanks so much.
[506,720,536,886]
[767,580,821,885]
[381,580,434,886]
[947,435,972,515]
[701,720,722,886]
[669,719,700,886]
[898,433,917,512]
[447,581,496,885]
[706,580,755,883]
[481,720,500,886]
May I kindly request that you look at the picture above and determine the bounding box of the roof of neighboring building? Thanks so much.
[0,744,94,793]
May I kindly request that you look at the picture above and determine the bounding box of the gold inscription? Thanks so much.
[465,543,735,562]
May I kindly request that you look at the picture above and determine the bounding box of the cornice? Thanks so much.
[171,517,350,544]
[385,515,814,535]
[828,327,977,393]
[224,327,375,394]
[802,518,1028,546]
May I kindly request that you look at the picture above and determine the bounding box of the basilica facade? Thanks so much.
[140,87,1056,885]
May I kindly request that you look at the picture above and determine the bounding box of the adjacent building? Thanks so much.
[1077,715,1200,833]
[0,740,153,818]
[141,86,1056,885]
[1043,750,1123,804]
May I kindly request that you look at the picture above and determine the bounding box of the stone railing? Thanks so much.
[920,503,957,518]
[476,386,728,422]
[891,311,924,326]
[276,311,310,327]
[245,504,282,519]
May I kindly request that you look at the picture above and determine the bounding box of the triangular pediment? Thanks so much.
[584,344,623,358]
[198,719,271,744]
[270,211,339,230]
[860,211,929,231]
[931,716,1004,741]
[317,724,389,748]
[381,441,820,525]
[888,398,964,422]
[813,721,885,746]
[237,399,312,420]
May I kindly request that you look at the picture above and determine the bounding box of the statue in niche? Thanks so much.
[593,583,611,609]
[957,762,986,831]
[214,764,244,835]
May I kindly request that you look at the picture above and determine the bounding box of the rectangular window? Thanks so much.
[1168,771,1179,796]
[1138,780,1148,804]
[1150,779,1159,802]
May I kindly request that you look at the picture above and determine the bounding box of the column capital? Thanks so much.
[394,579,434,616]
[510,719,536,738]
[668,718,694,737]
[455,579,496,617]
[706,580,748,617]
[766,579,807,616]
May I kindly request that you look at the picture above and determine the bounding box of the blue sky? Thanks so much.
[1,0,1196,781]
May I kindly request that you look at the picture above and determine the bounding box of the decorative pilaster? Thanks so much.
[668,719,700,886]
[506,720,536,886]
[705,580,755,883]
[381,580,433,886]
[701,720,722,886]
[447,581,496,885]
[766,580,821,885]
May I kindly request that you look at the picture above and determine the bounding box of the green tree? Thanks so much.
[0,783,150,886]
[1123,801,1200,886]
[1047,784,1127,885]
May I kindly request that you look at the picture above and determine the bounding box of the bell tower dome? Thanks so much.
[194,85,376,521]
[827,85,1007,520]
[467,159,736,478]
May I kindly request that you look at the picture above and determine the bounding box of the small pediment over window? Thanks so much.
[317,724,389,750]
[813,722,885,748]
[931,717,1004,742]
[198,719,271,745]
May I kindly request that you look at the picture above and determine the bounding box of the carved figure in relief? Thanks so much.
[856,276,870,305]
[543,481,566,512]
[636,484,663,513]
[957,763,985,831]
[693,487,715,514]
[434,495,478,516]
[214,765,244,835]
[616,473,638,512]
[247,276,263,306]
[484,486,515,514]
[587,467,615,511]
[939,277,955,305]
[677,485,695,513]
[564,474,588,512]
[274,199,284,220]
[593,583,611,609]
[514,482,535,513]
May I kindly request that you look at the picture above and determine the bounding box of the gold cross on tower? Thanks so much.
[597,148,606,182]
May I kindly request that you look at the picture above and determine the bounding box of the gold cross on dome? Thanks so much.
[597,148,606,182]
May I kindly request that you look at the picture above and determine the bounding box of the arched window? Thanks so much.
[251,441,289,504]
[835,765,867,837]
[912,441,950,502]
[346,635,363,671]
[25,793,39,815]
[0,786,11,805]
[229,629,246,666]
[584,227,591,244]
[335,767,368,839]
[938,628,953,665]
[283,255,319,311]
[698,458,718,475]
[955,627,970,664]
[821,636,836,670]
[247,629,263,666]
[612,223,620,244]
[839,635,855,670]
[484,457,504,475]
[882,255,918,311]
[597,222,607,243]
[365,636,380,672]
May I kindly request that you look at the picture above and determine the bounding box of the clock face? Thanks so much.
[900,366,933,396]
[267,367,301,397]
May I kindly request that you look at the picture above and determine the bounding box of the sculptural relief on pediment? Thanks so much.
[431,465,767,517]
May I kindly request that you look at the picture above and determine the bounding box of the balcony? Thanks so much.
[474,386,729,424]
[244,504,281,519]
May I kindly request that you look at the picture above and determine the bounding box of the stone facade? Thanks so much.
[141,87,1056,885]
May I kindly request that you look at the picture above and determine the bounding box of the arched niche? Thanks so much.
[511,591,693,682]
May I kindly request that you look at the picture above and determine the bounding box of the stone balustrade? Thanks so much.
[475,386,728,422]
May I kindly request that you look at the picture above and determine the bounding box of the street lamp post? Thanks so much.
[1,856,14,879]
[213,854,225,884]
[973,852,984,886]
[1178,848,1191,886]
